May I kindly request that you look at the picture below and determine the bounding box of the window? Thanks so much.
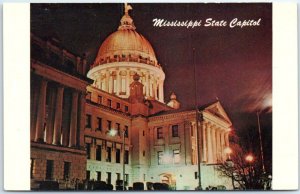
[87,92,91,101]
[143,130,145,136]
[45,160,54,180]
[143,174,146,181]
[194,172,198,179]
[86,170,90,180]
[172,125,179,137]
[96,145,101,161]
[191,124,194,136]
[98,95,102,104]
[116,149,121,163]
[63,162,71,180]
[143,151,145,157]
[86,114,91,128]
[107,172,111,184]
[30,158,35,178]
[116,173,121,181]
[86,143,91,159]
[125,106,129,112]
[116,102,121,109]
[107,99,112,107]
[124,150,129,164]
[124,126,129,138]
[121,78,126,92]
[125,174,129,185]
[106,147,112,162]
[107,120,112,131]
[97,117,102,131]
[97,171,101,181]
[158,151,163,165]
[173,149,180,164]
[116,123,121,136]
[157,127,163,139]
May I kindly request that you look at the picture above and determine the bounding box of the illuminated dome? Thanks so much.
[92,6,159,68]
[87,4,165,103]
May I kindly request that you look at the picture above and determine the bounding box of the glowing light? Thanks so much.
[108,128,118,137]
[245,154,254,163]
[224,147,232,155]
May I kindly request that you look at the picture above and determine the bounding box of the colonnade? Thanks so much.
[30,78,86,148]
[93,68,164,102]
[194,122,230,164]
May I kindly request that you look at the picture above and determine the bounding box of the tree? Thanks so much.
[216,142,271,190]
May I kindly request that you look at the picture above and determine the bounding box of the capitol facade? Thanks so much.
[30,4,233,190]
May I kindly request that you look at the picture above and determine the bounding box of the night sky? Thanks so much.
[31,3,272,166]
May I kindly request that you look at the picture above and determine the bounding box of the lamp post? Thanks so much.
[192,47,202,190]
[108,128,126,191]
[224,147,234,189]
[245,154,254,189]
[256,111,266,174]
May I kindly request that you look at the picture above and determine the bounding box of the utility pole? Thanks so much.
[193,48,202,190]
[256,111,266,174]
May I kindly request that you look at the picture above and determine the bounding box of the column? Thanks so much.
[216,129,221,162]
[206,123,213,163]
[35,79,48,142]
[220,130,225,161]
[117,70,121,95]
[145,72,149,97]
[46,87,56,144]
[126,70,130,96]
[225,131,230,147]
[211,126,217,163]
[78,92,86,147]
[69,91,79,147]
[109,75,113,94]
[30,83,38,141]
[153,80,158,100]
[159,80,164,103]
[202,122,207,162]
[53,86,64,145]
[105,70,109,92]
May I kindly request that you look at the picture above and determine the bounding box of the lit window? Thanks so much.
[173,149,180,164]
[158,151,163,165]
[157,127,163,139]
[172,125,179,137]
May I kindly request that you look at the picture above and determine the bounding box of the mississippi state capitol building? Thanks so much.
[30,4,233,190]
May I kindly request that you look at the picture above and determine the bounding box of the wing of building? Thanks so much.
[30,5,233,190]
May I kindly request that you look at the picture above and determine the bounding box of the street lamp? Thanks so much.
[245,154,254,189]
[107,128,126,191]
[224,147,232,160]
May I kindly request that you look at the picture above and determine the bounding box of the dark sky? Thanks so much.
[31,3,272,153]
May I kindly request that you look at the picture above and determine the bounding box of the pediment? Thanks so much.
[203,101,232,125]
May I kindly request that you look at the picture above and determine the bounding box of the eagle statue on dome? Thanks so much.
[124,3,132,15]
